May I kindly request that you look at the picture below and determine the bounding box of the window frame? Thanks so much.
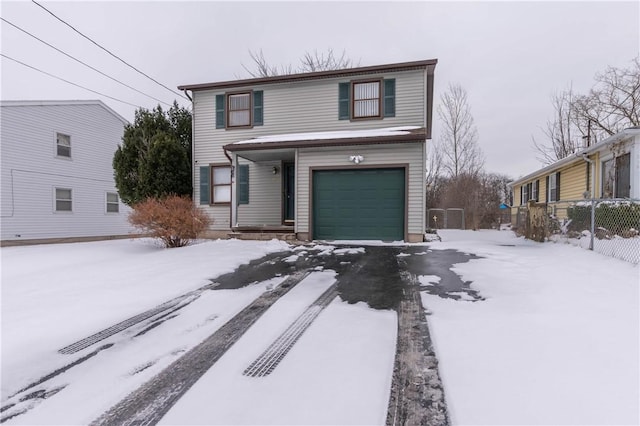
[54,187,73,212]
[56,132,71,159]
[226,91,253,129]
[351,78,382,120]
[106,192,120,213]
[210,164,232,205]
[548,173,558,202]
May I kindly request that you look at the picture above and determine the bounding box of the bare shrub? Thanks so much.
[129,195,210,248]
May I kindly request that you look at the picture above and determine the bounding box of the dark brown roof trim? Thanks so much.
[179,59,437,91]
[223,130,426,152]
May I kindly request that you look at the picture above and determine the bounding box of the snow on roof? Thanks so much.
[233,126,422,145]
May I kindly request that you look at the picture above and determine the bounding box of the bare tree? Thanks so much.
[532,87,582,164]
[436,83,484,177]
[534,57,640,164]
[241,48,359,78]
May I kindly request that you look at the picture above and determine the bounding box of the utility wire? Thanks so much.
[1,53,143,109]
[1,17,172,107]
[31,0,188,101]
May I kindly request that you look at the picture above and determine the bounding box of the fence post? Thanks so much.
[590,198,595,250]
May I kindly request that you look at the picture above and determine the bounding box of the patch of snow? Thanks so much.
[418,275,441,286]
[233,126,421,145]
[333,247,366,255]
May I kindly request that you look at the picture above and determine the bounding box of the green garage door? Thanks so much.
[312,168,405,241]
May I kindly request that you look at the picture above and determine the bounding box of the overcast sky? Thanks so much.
[1,1,638,178]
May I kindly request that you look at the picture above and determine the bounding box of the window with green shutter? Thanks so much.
[237,164,249,205]
[338,82,350,120]
[383,79,396,117]
[215,95,225,129]
[199,166,210,204]
[253,91,263,126]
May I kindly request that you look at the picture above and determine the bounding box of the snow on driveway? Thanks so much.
[422,230,639,425]
[160,270,396,425]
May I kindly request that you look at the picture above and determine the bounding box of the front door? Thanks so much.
[283,162,295,224]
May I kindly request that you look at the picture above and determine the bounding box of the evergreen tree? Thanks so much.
[113,102,192,205]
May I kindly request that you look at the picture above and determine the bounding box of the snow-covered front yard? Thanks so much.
[424,230,639,425]
[1,231,638,425]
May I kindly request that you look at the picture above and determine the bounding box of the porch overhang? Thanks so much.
[232,148,295,162]
[223,126,427,158]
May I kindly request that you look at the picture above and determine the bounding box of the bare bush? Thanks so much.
[129,195,211,248]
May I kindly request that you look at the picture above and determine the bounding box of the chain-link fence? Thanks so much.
[427,208,465,230]
[517,199,640,264]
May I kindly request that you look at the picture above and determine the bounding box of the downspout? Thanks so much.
[582,154,596,250]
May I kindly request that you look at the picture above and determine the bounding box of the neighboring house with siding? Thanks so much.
[1,100,133,244]
[178,59,437,242]
[509,127,640,222]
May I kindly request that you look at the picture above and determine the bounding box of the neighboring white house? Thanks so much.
[178,59,437,242]
[1,100,134,244]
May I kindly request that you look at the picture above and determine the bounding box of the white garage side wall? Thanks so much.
[296,143,425,239]
[0,102,133,241]
[192,69,426,232]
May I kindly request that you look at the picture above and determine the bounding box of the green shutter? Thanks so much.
[253,91,263,126]
[383,78,396,117]
[338,82,350,120]
[216,95,225,129]
[199,166,210,204]
[237,164,249,205]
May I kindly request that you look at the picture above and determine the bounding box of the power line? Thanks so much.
[1,53,144,109]
[31,0,188,101]
[1,17,173,107]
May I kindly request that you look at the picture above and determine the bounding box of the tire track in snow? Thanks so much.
[90,270,311,426]
[243,283,338,377]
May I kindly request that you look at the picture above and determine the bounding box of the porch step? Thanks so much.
[228,232,297,241]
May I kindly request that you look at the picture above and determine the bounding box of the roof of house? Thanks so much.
[178,59,437,92]
[223,126,426,152]
[510,127,640,187]
[0,100,129,125]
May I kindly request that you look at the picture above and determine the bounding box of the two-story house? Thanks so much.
[1,100,133,245]
[178,59,437,242]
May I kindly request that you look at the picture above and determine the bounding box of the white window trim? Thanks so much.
[105,191,120,214]
[54,187,73,213]
[54,131,72,160]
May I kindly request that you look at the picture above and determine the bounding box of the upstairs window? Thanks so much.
[56,133,71,158]
[353,81,381,118]
[228,93,251,127]
[339,79,395,120]
[216,91,263,129]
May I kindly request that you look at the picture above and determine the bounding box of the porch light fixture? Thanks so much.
[272,166,279,175]
[349,155,364,164]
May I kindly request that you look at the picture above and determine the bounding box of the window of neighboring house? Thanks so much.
[211,165,231,204]
[55,188,72,212]
[603,153,631,198]
[532,180,539,202]
[601,157,614,198]
[228,93,251,127]
[106,192,119,213]
[548,172,560,202]
[353,80,381,118]
[56,133,71,158]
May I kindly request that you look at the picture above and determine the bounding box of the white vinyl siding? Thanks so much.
[297,143,425,236]
[236,160,282,226]
[0,102,133,241]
